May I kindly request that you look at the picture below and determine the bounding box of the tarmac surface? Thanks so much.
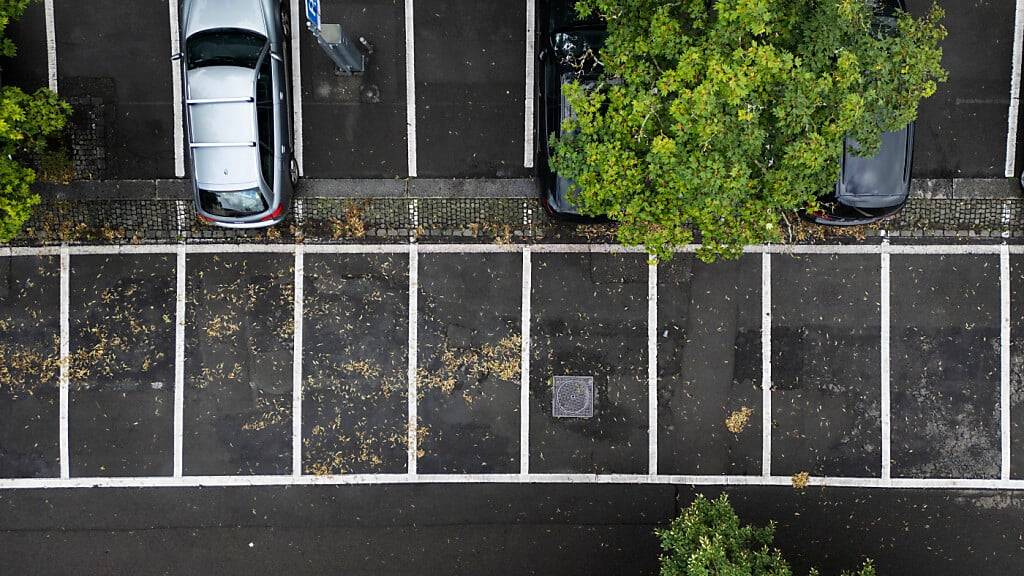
[2,0,1021,183]
[0,484,1023,575]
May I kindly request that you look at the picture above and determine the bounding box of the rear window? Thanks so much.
[187,28,266,70]
[199,187,268,217]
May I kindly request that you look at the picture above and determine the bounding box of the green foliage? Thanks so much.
[658,494,877,576]
[0,0,72,242]
[550,0,947,261]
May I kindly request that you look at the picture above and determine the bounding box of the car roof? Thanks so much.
[187,66,260,191]
[837,126,912,209]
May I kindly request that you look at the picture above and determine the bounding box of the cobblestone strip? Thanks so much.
[5,196,1024,247]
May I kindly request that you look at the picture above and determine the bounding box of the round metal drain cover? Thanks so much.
[553,376,594,418]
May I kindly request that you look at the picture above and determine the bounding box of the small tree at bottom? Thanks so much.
[657,494,876,576]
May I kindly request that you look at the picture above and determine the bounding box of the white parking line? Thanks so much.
[407,245,418,474]
[173,245,185,477]
[290,0,304,176]
[292,246,304,477]
[4,474,1024,491]
[59,246,69,479]
[520,249,531,475]
[405,0,418,177]
[523,0,535,168]
[880,251,892,481]
[169,0,184,178]
[44,0,56,93]
[1006,0,1024,177]
[761,253,772,477]
[1001,244,1011,480]
[647,260,657,476]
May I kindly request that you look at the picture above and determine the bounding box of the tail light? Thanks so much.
[260,204,284,222]
[197,213,214,223]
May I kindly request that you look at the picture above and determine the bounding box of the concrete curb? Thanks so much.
[909,178,1022,199]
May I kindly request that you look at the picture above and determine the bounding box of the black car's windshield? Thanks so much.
[198,187,268,217]
[187,28,267,70]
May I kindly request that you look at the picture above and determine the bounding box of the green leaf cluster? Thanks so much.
[0,0,71,242]
[658,494,876,576]
[550,0,947,261]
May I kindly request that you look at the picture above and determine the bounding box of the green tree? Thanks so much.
[550,0,947,261]
[0,0,71,242]
[658,494,876,576]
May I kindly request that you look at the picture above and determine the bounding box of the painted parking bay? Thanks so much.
[0,256,60,478]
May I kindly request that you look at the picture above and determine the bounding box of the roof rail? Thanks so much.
[186,97,255,105]
[189,142,257,148]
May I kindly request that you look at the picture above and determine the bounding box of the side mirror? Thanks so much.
[170,52,183,62]
[538,48,548,61]
[271,52,284,62]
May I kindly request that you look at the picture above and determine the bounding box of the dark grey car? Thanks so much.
[808,0,913,226]
[176,0,296,228]
[537,4,606,220]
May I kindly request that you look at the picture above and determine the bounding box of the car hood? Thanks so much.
[184,0,269,38]
[187,66,259,191]
[837,126,912,209]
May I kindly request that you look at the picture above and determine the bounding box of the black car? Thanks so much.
[537,4,606,219]
[808,0,913,226]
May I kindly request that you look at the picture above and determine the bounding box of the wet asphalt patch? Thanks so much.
[0,256,60,478]
[302,254,408,475]
[530,253,648,474]
[418,253,522,474]
[891,255,1001,479]
[771,254,882,478]
[657,254,762,475]
[69,255,176,477]
[184,254,294,475]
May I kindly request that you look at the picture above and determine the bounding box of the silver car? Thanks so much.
[177,0,296,228]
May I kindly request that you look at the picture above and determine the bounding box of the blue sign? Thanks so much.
[305,0,320,30]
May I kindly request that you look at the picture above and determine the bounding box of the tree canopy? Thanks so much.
[658,494,876,576]
[0,0,71,242]
[550,0,947,261]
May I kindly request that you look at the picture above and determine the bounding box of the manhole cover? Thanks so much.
[552,376,594,418]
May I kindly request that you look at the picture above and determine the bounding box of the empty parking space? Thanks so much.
[657,255,762,476]
[414,0,528,178]
[418,253,521,474]
[300,0,409,177]
[909,1,1015,177]
[1012,255,1024,479]
[0,257,60,478]
[53,0,175,178]
[68,255,175,477]
[301,254,408,475]
[184,254,294,476]
[771,254,881,478]
[891,255,1001,478]
[530,253,647,474]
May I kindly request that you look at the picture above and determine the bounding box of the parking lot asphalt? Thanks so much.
[300,0,410,178]
[909,0,1017,178]
[0,0,48,91]
[2,243,1023,486]
[53,0,176,179]
[13,0,1019,184]
[0,484,1023,575]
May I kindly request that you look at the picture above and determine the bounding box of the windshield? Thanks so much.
[199,187,268,217]
[187,28,267,70]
